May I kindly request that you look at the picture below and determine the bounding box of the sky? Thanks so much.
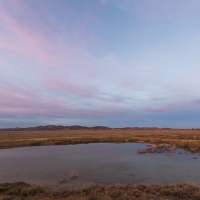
[1,0,200,128]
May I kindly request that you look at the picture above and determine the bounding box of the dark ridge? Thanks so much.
[65,125,88,130]
[0,125,111,131]
[115,127,159,130]
[0,125,198,131]
[89,126,111,130]
[161,127,172,129]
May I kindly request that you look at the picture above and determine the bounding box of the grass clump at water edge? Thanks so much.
[1,182,200,200]
[59,170,79,184]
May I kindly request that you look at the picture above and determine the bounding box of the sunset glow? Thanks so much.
[1,0,200,128]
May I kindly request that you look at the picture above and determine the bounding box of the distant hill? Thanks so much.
[0,125,192,131]
[0,125,111,131]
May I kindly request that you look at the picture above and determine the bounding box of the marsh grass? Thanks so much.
[1,129,200,153]
[138,144,175,154]
[1,182,200,200]
[69,170,79,180]
[59,170,79,184]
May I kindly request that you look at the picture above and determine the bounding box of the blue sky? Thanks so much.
[0,0,200,128]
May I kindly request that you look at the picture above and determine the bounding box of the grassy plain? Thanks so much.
[1,128,200,152]
[1,128,200,199]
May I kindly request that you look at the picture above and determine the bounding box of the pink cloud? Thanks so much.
[0,78,134,119]
[0,0,98,74]
[0,78,197,120]
[44,77,98,98]
[0,88,131,119]
[0,87,36,108]
[0,10,57,68]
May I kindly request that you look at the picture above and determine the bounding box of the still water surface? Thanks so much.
[0,143,200,190]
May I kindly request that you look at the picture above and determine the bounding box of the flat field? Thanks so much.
[1,128,200,152]
[1,129,200,199]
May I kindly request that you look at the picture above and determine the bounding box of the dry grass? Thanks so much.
[59,170,79,184]
[69,170,79,180]
[138,144,175,154]
[1,129,200,152]
[1,182,200,200]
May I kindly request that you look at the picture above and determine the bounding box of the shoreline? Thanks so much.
[0,182,200,200]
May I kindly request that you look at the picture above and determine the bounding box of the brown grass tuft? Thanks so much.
[69,170,79,180]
